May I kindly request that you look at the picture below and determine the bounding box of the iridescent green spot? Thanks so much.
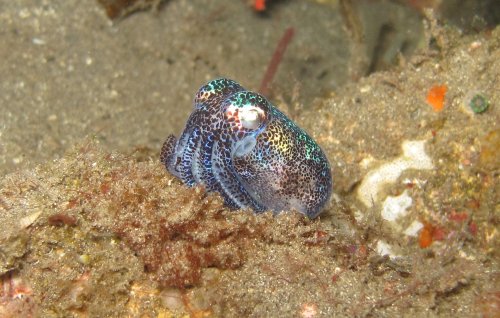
[469,94,489,114]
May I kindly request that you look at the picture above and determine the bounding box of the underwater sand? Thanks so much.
[1,0,499,317]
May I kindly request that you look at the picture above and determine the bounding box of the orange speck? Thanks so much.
[419,222,433,248]
[358,244,367,257]
[419,222,447,247]
[100,182,111,194]
[465,199,480,209]
[66,198,79,209]
[300,303,318,318]
[432,226,446,241]
[426,84,448,112]
[469,222,478,236]
[254,0,266,11]
[331,274,339,283]
[448,211,468,222]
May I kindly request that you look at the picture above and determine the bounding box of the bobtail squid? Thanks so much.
[161,78,332,218]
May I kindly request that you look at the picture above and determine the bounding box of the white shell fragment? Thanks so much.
[375,240,400,259]
[19,211,42,228]
[357,140,433,207]
[404,220,424,237]
[381,191,413,222]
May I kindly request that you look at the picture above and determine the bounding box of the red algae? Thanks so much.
[55,143,329,289]
[259,27,295,96]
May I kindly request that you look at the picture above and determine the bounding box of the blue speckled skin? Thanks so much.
[161,78,332,218]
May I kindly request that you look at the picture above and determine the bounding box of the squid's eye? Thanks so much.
[240,107,263,130]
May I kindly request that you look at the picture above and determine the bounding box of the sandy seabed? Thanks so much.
[0,1,499,317]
